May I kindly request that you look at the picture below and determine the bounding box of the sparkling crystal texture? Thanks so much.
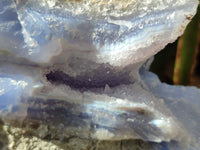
[0,0,199,150]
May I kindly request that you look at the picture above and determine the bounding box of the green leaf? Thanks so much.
[173,6,200,85]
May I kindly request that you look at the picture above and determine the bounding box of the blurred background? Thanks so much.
[150,5,200,87]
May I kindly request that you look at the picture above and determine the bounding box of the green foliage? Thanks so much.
[173,6,200,85]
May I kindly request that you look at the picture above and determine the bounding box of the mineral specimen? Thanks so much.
[0,0,199,150]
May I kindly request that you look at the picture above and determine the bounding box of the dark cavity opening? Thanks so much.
[46,69,132,90]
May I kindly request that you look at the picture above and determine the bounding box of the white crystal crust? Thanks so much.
[0,0,198,67]
[0,1,199,150]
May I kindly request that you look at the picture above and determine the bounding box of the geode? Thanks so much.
[0,0,199,150]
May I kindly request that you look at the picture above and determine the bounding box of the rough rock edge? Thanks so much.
[1,123,157,150]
